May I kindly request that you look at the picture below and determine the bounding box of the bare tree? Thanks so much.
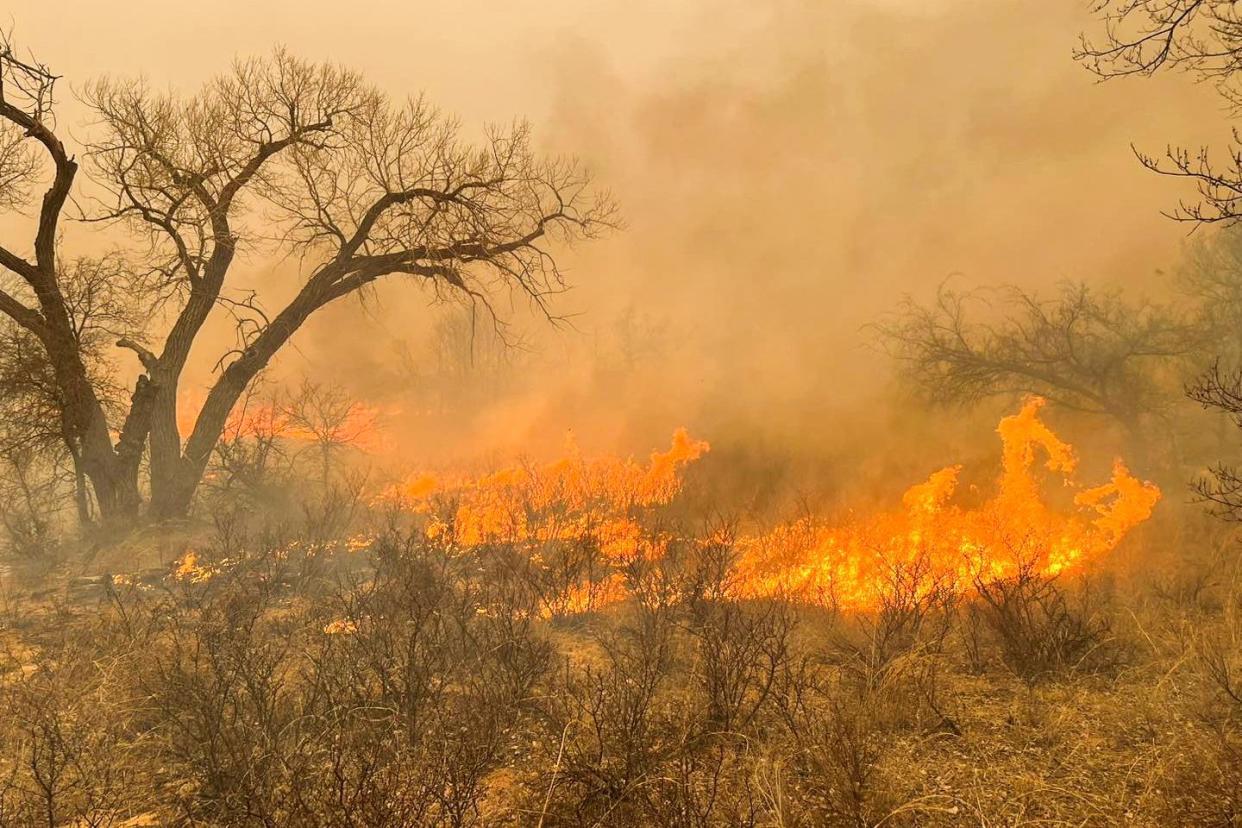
[877,281,1198,435]
[1188,361,1242,517]
[0,34,612,524]
[281,379,375,489]
[1079,4,1242,498]
[203,380,291,507]
[0,255,138,526]
[1176,225,1242,368]
[1078,1,1242,223]
[0,325,72,554]
[0,438,64,557]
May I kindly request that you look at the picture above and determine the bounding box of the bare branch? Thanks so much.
[1078,2,1242,224]
[875,281,1200,428]
[115,337,157,372]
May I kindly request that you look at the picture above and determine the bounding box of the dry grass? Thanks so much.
[0,514,1236,827]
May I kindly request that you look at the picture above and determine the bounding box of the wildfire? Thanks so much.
[381,427,711,559]
[176,394,386,451]
[381,398,1160,613]
[733,398,1160,609]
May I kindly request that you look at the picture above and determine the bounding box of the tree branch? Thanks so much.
[115,337,158,372]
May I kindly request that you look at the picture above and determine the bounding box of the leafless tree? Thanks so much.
[0,441,63,557]
[1176,225,1242,370]
[876,281,1198,436]
[1078,1,1242,224]
[424,306,516,413]
[1174,230,1242,481]
[202,380,291,510]
[0,255,137,526]
[0,33,613,525]
[1188,361,1242,517]
[281,379,375,488]
[1079,5,1242,501]
[0,323,73,510]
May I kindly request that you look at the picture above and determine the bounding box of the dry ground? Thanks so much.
[0,512,1237,827]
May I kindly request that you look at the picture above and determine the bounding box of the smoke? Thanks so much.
[2,0,1224,490]
[315,0,1218,483]
[527,0,1217,409]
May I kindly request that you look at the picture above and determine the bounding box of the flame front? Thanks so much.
[381,398,1160,613]
[733,399,1160,608]
[383,427,710,557]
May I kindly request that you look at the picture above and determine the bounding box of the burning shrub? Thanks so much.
[829,556,956,679]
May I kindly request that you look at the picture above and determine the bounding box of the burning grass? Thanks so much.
[3,397,1226,827]
[377,397,1160,614]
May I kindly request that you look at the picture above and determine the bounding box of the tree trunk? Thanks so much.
[69,450,92,527]
[55,371,141,525]
[148,375,252,520]
[144,372,190,521]
[149,283,331,519]
[148,465,199,521]
[79,433,141,525]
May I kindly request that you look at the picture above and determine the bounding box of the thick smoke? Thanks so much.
[2,0,1222,491]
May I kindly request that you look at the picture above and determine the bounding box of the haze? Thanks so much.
[3,0,1221,462]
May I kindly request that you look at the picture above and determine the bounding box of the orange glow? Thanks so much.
[177,395,385,451]
[381,398,1159,614]
[733,398,1160,608]
[381,427,710,561]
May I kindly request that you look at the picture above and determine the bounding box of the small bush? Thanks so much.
[971,562,1119,684]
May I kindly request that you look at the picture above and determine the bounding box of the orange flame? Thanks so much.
[380,398,1159,614]
[733,398,1160,608]
[381,427,710,561]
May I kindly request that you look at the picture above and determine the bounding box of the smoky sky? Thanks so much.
[2,0,1226,461]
